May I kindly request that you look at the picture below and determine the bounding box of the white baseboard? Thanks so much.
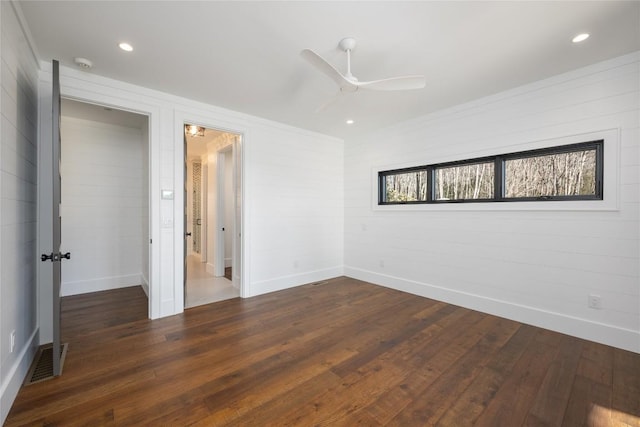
[62,274,142,296]
[206,262,215,276]
[249,266,344,297]
[224,257,232,268]
[344,266,640,354]
[1,328,38,425]
[140,274,149,297]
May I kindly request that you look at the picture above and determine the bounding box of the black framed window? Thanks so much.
[379,167,429,204]
[434,160,495,201]
[502,143,601,200]
[378,140,603,205]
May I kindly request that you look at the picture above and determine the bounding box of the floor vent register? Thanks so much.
[24,343,68,385]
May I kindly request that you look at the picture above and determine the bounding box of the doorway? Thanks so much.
[59,99,150,316]
[184,124,241,308]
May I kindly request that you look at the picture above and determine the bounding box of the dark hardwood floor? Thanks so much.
[5,277,639,426]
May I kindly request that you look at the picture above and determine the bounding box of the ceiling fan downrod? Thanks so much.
[339,37,357,82]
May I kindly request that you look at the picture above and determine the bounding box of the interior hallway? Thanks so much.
[185,255,239,308]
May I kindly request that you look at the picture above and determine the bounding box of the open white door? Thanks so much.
[214,149,226,277]
[214,141,241,285]
[39,60,69,376]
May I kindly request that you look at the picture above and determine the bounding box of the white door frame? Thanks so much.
[214,148,226,276]
[38,86,159,329]
[41,63,250,320]
[232,139,242,284]
[200,163,208,263]
[214,144,239,280]
[176,114,246,303]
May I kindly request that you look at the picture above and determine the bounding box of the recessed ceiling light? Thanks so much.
[119,42,133,52]
[572,33,589,43]
[346,119,354,125]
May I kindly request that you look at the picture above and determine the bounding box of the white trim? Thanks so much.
[251,266,345,296]
[174,110,248,304]
[141,274,149,297]
[0,329,38,425]
[372,128,620,212]
[206,262,215,276]
[61,275,144,296]
[345,266,640,354]
[215,149,226,277]
[38,65,162,319]
[200,163,208,263]
[235,135,248,297]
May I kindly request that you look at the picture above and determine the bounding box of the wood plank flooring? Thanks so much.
[5,277,639,426]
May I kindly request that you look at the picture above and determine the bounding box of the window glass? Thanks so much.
[434,162,494,201]
[377,140,602,205]
[382,170,428,203]
[504,149,597,198]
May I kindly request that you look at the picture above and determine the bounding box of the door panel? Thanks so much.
[184,130,188,301]
[51,60,62,376]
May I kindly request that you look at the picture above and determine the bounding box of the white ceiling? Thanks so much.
[18,1,640,139]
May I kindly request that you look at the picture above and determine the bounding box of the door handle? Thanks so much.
[41,252,71,262]
[185,232,192,237]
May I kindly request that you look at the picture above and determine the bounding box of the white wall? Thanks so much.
[33,56,344,318]
[224,150,233,267]
[246,125,344,295]
[344,52,640,353]
[0,2,40,423]
[59,116,146,296]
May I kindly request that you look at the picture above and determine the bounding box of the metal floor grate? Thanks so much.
[24,343,68,385]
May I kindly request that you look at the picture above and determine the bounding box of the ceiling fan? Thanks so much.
[301,37,426,100]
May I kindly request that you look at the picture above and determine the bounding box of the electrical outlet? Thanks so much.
[379,260,384,268]
[588,294,602,309]
[10,330,15,353]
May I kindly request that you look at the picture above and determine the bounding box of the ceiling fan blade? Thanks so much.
[301,49,355,90]
[314,92,341,113]
[357,75,426,91]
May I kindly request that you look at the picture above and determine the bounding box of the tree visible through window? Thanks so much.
[504,149,597,198]
[383,170,428,203]
[378,140,603,205]
[434,162,494,200]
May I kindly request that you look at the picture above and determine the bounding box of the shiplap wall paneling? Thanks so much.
[246,125,344,295]
[344,52,640,353]
[60,117,145,296]
[0,2,40,423]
